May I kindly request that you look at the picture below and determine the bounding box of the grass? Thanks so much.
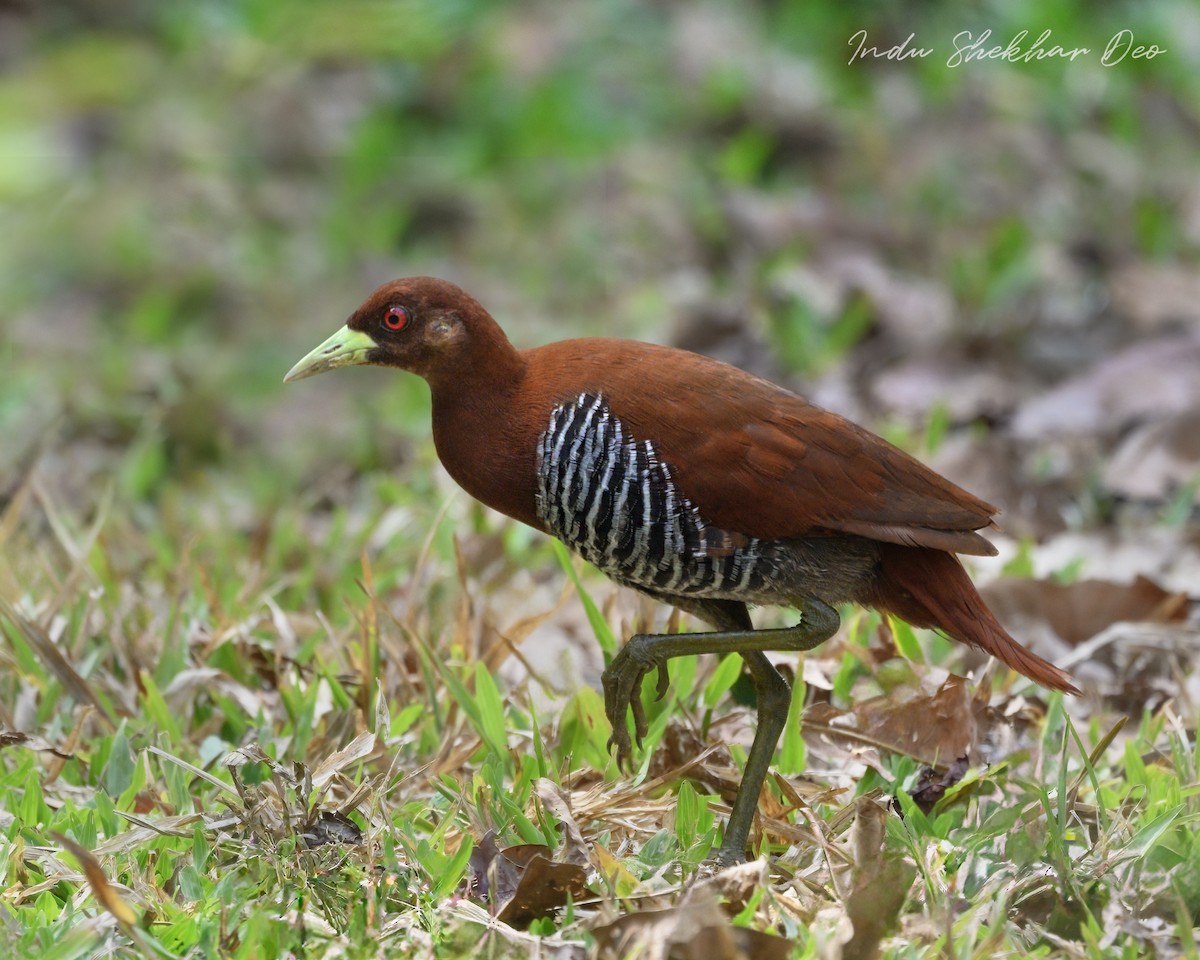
[2,457,1197,959]
[2,0,1198,955]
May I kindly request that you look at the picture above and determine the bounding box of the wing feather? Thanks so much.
[563,342,1000,554]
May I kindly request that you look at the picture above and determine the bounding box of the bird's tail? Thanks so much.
[865,544,1079,694]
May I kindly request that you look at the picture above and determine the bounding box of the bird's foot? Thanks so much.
[601,634,670,771]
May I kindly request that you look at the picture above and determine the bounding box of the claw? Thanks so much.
[600,633,686,777]
[631,680,648,748]
[601,637,672,772]
[654,662,670,700]
[606,728,632,771]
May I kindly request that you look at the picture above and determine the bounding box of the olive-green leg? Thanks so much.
[601,596,840,865]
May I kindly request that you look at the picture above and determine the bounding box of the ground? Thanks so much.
[1,1,1199,957]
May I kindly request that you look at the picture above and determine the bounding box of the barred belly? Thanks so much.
[535,392,773,598]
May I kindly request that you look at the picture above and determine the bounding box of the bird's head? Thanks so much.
[284,276,499,384]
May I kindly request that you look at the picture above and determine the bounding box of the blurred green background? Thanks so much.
[2,2,1199,954]
[3,0,1196,521]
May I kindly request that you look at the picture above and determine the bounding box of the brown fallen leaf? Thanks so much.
[52,832,138,927]
[0,730,73,759]
[300,810,363,848]
[592,891,791,960]
[871,354,1019,422]
[1110,262,1200,332]
[468,836,591,927]
[829,798,916,960]
[307,730,378,789]
[535,778,590,867]
[466,830,502,900]
[492,846,591,927]
[0,598,115,729]
[907,756,970,814]
[981,574,1188,649]
[1012,332,1200,439]
[1102,410,1200,503]
[684,859,770,916]
[803,675,988,768]
[839,858,915,960]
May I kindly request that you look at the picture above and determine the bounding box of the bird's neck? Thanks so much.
[427,338,542,529]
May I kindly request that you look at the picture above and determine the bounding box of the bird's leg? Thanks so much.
[720,650,791,866]
[602,599,839,763]
[600,598,840,863]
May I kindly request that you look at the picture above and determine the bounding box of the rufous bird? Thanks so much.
[285,276,1077,865]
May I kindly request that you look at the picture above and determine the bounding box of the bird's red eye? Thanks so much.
[383,305,410,331]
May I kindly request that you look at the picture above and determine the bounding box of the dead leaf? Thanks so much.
[1110,263,1200,332]
[466,831,501,899]
[1012,333,1200,438]
[467,836,591,926]
[827,798,915,960]
[804,676,987,768]
[308,730,378,789]
[52,832,138,927]
[684,859,769,915]
[162,667,270,719]
[1060,621,1200,714]
[492,846,591,927]
[1102,410,1200,502]
[871,356,1018,423]
[98,813,205,854]
[0,729,73,759]
[929,435,1085,541]
[649,720,737,798]
[838,859,916,960]
[831,798,886,899]
[981,575,1188,648]
[300,810,363,848]
[0,597,115,729]
[592,891,791,960]
[534,778,590,867]
[907,756,970,814]
[591,843,640,895]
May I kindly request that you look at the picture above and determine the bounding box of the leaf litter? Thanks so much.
[3,2,1200,955]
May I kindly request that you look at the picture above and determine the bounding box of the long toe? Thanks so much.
[654,662,670,700]
[606,727,633,770]
[631,684,649,748]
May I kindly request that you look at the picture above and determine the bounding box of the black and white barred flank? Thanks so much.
[535,392,770,598]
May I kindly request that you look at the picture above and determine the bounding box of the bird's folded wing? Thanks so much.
[621,371,999,556]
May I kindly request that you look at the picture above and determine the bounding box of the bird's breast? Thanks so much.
[535,392,776,598]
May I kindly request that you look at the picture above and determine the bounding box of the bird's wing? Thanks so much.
[603,348,999,556]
